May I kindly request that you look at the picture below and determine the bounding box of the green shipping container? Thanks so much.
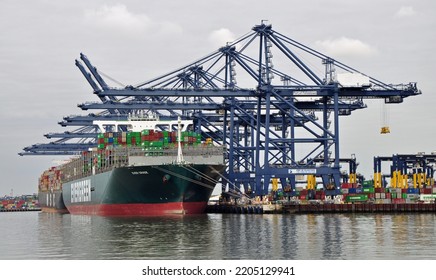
[402,193,407,199]
[362,180,374,187]
[363,187,375,193]
[346,194,368,202]
[141,141,150,147]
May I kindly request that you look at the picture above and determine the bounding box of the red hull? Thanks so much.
[66,201,208,216]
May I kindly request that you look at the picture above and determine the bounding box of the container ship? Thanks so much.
[38,167,68,213]
[38,116,225,216]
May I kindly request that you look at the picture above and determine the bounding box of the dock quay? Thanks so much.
[0,208,41,213]
[206,202,436,214]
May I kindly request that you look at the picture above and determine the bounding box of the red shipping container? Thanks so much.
[299,195,307,200]
[386,193,391,199]
[300,189,308,195]
[375,188,383,193]
[424,188,432,194]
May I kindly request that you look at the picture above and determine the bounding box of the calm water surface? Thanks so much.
[1,211,435,259]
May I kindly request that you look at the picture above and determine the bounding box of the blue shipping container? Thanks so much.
[407,188,419,194]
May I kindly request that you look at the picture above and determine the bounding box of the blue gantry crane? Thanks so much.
[20,23,421,196]
[374,153,436,189]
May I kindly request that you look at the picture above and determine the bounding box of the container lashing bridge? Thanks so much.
[20,23,421,197]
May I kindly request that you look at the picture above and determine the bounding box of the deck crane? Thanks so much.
[21,23,421,197]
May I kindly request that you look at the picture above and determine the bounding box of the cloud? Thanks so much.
[316,37,377,58]
[208,28,236,47]
[395,6,416,18]
[85,4,150,31]
[84,4,182,35]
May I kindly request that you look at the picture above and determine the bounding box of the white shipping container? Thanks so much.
[375,193,381,199]
[420,194,436,201]
[342,189,349,194]
[381,193,386,199]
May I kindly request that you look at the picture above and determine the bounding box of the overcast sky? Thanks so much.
[1,0,435,196]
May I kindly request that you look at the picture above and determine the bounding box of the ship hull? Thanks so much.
[62,164,223,216]
[38,190,69,213]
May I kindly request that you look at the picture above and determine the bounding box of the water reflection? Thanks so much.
[3,212,434,259]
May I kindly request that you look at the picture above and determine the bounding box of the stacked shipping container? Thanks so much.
[38,166,62,192]
[96,130,202,151]
[340,180,436,203]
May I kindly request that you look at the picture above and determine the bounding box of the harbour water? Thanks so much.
[1,211,436,260]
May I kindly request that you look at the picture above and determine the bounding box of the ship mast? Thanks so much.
[176,116,184,164]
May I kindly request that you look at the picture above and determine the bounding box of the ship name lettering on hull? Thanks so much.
[131,171,149,175]
[71,179,92,203]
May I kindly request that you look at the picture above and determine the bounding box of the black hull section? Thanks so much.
[38,190,68,213]
[62,164,224,215]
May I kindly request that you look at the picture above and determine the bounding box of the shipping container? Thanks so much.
[362,180,374,188]
[345,194,368,202]
[407,188,419,194]
[363,187,375,193]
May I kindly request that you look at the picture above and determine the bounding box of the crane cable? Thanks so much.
[380,100,390,134]
[97,70,126,87]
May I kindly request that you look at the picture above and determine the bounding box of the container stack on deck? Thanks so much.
[38,167,62,192]
[96,130,202,151]
[40,129,210,188]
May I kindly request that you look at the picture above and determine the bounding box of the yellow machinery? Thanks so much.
[380,126,390,134]
[271,178,279,191]
[307,175,316,190]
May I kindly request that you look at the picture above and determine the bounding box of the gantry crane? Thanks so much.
[374,153,436,189]
[21,23,421,196]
